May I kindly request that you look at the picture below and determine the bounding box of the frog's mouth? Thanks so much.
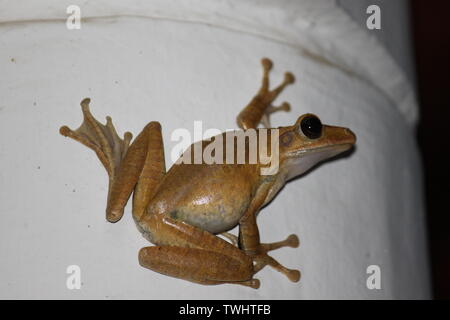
[286,141,354,158]
[284,143,355,181]
[312,142,354,155]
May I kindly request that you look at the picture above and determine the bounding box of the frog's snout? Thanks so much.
[344,128,357,145]
[322,125,356,147]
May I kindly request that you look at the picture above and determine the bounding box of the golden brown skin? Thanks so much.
[60,58,356,288]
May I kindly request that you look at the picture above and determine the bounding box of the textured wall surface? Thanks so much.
[0,0,430,299]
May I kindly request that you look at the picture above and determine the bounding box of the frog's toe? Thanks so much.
[259,234,300,252]
[261,58,273,71]
[284,72,295,84]
[234,278,260,289]
[266,102,291,115]
[253,253,301,283]
[287,269,301,283]
[286,234,299,248]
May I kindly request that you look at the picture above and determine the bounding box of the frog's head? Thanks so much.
[277,114,356,180]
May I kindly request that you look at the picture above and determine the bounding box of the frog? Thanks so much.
[59,58,356,289]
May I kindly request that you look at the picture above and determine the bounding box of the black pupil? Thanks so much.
[300,116,322,139]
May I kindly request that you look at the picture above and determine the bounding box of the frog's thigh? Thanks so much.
[130,122,166,221]
[107,121,164,222]
[138,216,259,288]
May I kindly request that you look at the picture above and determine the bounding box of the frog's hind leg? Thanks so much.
[60,98,133,181]
[236,58,295,129]
[139,246,260,289]
[60,98,165,222]
[138,216,260,288]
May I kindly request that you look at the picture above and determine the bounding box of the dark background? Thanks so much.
[412,0,450,299]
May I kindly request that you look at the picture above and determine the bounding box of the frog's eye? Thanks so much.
[300,115,322,139]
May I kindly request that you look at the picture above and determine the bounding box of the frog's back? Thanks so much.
[145,162,261,233]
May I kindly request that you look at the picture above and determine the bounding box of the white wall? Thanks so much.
[0,0,430,299]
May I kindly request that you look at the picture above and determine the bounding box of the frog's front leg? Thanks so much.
[138,215,260,289]
[236,58,294,129]
[238,183,301,282]
[60,98,165,222]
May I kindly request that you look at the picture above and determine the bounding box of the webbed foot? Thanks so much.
[60,98,132,179]
[60,98,133,221]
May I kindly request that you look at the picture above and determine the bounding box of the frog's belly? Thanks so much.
[169,199,249,234]
[146,163,260,234]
